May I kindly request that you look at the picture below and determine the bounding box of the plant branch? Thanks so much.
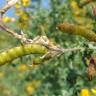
[0,0,19,16]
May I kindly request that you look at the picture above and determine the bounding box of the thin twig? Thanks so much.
[78,0,95,8]
[0,0,19,16]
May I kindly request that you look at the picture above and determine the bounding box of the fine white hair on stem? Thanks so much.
[7,0,19,6]
[0,0,19,16]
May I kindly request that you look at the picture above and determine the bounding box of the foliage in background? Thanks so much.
[1,0,96,96]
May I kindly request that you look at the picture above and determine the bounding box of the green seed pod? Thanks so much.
[32,57,43,65]
[57,23,96,42]
[0,44,47,66]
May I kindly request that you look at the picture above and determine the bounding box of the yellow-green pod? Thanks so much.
[33,57,43,65]
[57,23,96,42]
[0,44,47,66]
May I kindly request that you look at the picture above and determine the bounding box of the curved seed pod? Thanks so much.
[0,44,47,66]
[32,55,51,65]
[85,57,96,81]
[57,23,96,42]
[78,0,94,8]
[93,6,96,16]
[88,63,95,81]
[32,57,44,65]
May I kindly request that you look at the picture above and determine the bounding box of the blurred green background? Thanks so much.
[0,0,96,96]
